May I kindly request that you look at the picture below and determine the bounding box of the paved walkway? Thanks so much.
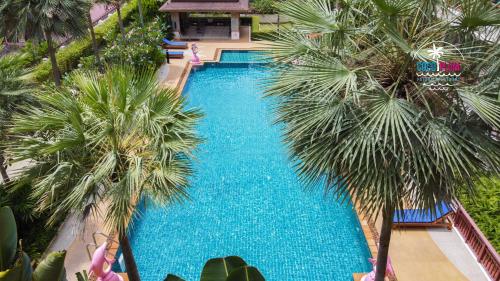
[373,216,490,281]
[429,228,489,281]
[159,26,267,90]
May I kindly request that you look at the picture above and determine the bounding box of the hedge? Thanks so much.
[251,21,292,41]
[460,177,500,252]
[33,0,141,82]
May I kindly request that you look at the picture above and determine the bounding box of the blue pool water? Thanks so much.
[220,50,267,63]
[126,54,371,280]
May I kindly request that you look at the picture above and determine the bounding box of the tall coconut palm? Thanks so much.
[0,54,32,184]
[7,66,202,281]
[16,0,91,86]
[266,0,500,280]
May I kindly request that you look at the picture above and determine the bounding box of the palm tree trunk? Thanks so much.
[44,30,61,86]
[0,153,10,183]
[87,13,103,72]
[115,3,126,41]
[375,208,394,281]
[137,0,144,28]
[119,234,141,281]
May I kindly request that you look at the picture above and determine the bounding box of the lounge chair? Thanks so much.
[392,202,453,230]
[164,50,184,59]
[161,38,188,49]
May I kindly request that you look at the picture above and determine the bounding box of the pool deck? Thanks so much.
[41,38,491,281]
[159,30,268,91]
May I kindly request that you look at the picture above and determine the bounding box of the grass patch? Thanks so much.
[251,22,292,40]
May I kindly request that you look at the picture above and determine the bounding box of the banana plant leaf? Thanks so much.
[226,266,265,281]
[200,256,247,281]
[164,274,185,281]
[0,252,32,281]
[32,251,67,281]
[0,206,18,271]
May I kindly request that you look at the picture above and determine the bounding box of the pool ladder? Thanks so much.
[85,231,119,261]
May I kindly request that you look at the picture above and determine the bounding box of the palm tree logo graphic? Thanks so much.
[428,44,444,71]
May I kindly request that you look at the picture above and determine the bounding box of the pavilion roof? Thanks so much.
[159,0,250,13]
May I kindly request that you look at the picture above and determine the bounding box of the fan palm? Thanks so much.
[266,0,500,280]
[15,0,91,86]
[0,54,32,183]
[7,66,202,281]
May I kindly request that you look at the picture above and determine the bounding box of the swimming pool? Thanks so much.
[124,52,371,280]
[219,50,267,63]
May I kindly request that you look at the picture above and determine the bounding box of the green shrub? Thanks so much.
[251,23,291,40]
[103,20,164,70]
[20,41,48,66]
[251,15,260,32]
[251,0,277,14]
[142,0,163,20]
[460,177,500,252]
[32,0,142,82]
[78,55,101,71]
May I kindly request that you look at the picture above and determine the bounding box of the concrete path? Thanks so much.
[429,228,490,281]
[389,229,469,281]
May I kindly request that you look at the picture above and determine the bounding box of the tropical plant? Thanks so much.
[251,0,278,14]
[75,270,90,281]
[0,206,67,281]
[0,0,20,42]
[266,0,500,280]
[99,0,127,41]
[31,0,142,82]
[19,41,49,66]
[13,0,90,86]
[165,256,265,281]
[460,177,500,252]
[7,66,202,281]
[0,54,32,183]
[103,20,164,69]
[87,1,104,72]
[137,0,145,27]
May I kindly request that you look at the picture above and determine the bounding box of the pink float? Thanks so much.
[191,43,201,65]
[361,257,395,281]
[89,242,124,281]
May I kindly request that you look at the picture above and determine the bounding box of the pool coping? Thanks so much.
[175,47,269,95]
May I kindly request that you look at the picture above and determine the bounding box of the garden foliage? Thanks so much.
[103,20,165,70]
[460,178,500,252]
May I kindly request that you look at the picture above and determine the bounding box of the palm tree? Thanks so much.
[114,0,126,40]
[266,1,500,280]
[138,0,145,27]
[0,0,19,42]
[0,54,32,183]
[88,0,103,72]
[7,66,202,281]
[98,0,127,41]
[15,0,90,86]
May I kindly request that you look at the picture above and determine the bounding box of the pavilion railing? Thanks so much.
[451,204,500,281]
